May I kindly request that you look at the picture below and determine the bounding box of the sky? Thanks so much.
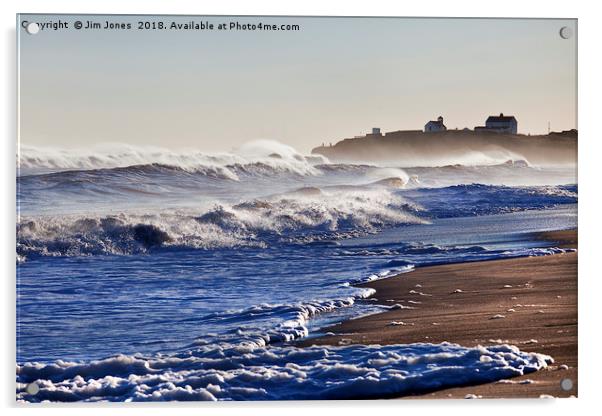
[18,15,577,153]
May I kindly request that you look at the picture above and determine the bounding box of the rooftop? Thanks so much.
[486,113,517,123]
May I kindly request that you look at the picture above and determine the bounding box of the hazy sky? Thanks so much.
[19,15,577,153]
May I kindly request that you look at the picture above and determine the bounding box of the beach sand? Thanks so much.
[298,229,577,399]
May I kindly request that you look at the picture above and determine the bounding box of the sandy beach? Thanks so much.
[299,229,577,399]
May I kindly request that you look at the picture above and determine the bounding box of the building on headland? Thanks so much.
[424,116,447,133]
[474,113,518,134]
[366,127,383,137]
[341,113,522,145]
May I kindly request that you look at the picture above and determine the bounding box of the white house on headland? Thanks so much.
[484,113,517,134]
[424,116,446,133]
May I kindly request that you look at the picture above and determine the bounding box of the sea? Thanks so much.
[16,141,577,401]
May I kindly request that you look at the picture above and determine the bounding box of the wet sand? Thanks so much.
[298,229,577,399]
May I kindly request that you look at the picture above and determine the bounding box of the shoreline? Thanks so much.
[297,229,578,398]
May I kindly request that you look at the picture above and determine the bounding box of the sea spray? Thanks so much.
[18,141,329,178]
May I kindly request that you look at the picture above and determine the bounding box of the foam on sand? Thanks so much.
[17,343,552,402]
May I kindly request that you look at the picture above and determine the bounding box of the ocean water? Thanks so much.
[16,142,577,401]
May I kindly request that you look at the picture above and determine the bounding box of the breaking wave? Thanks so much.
[18,141,329,179]
[17,183,578,261]
[17,187,424,259]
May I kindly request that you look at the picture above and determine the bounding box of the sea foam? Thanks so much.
[17,342,551,402]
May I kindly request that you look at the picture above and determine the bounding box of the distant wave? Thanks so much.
[16,342,551,401]
[18,140,577,202]
[17,142,555,182]
[18,141,330,179]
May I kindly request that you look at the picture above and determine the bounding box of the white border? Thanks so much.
[2,1,601,415]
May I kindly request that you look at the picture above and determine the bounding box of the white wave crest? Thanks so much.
[18,141,330,179]
[364,167,410,185]
[192,289,376,349]
[17,187,424,259]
